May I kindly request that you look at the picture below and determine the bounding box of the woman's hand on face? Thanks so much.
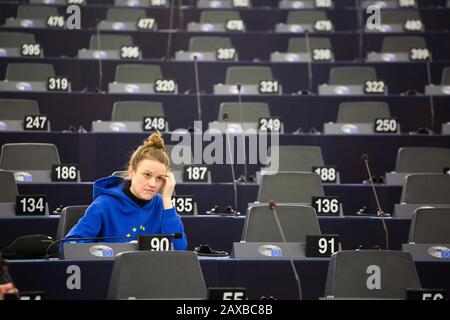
[161,171,176,209]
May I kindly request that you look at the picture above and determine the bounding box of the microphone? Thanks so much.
[0,258,20,299]
[355,0,364,62]
[95,19,103,92]
[425,56,435,133]
[304,30,313,92]
[236,83,249,183]
[223,112,238,212]
[193,55,203,124]
[268,201,302,300]
[165,0,176,60]
[45,233,183,259]
[360,154,389,250]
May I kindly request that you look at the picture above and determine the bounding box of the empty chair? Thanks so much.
[319,66,384,96]
[324,251,421,299]
[99,8,155,31]
[288,37,332,53]
[380,10,421,25]
[366,10,423,32]
[189,36,233,51]
[329,67,377,85]
[0,143,60,171]
[0,99,40,120]
[0,170,19,217]
[279,0,333,9]
[286,10,329,25]
[0,170,18,203]
[367,36,428,62]
[226,66,274,85]
[188,10,244,32]
[0,32,36,47]
[197,0,250,8]
[425,67,450,95]
[112,101,165,121]
[5,63,55,82]
[441,67,450,85]
[268,146,324,172]
[5,5,60,28]
[215,66,279,94]
[105,8,147,22]
[408,208,450,243]
[258,172,324,203]
[200,10,241,23]
[16,5,59,20]
[381,36,427,53]
[401,174,450,204]
[242,204,321,242]
[276,10,333,33]
[218,102,270,122]
[395,147,450,173]
[176,36,235,61]
[56,205,88,241]
[89,34,134,51]
[114,64,162,84]
[272,36,333,62]
[108,251,207,300]
[337,102,391,123]
[362,0,417,9]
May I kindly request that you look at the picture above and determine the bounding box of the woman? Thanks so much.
[65,132,187,250]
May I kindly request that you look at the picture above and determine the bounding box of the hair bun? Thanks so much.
[144,131,165,150]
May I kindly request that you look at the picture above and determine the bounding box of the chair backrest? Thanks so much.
[218,102,270,122]
[258,172,324,203]
[441,67,450,85]
[0,170,18,203]
[200,10,241,23]
[242,204,321,242]
[114,64,162,83]
[225,66,274,85]
[17,5,58,19]
[395,147,450,173]
[329,67,377,85]
[401,174,450,204]
[0,99,39,120]
[6,63,55,82]
[268,145,324,172]
[56,205,88,240]
[408,207,450,243]
[287,37,332,53]
[89,34,134,51]
[337,101,390,123]
[0,32,36,47]
[106,8,147,22]
[189,36,233,51]
[112,101,165,121]
[324,250,421,299]
[381,36,427,53]
[108,251,208,300]
[286,10,328,24]
[380,10,421,24]
[0,143,60,171]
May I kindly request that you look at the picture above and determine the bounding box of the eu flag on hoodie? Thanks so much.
[64,176,188,250]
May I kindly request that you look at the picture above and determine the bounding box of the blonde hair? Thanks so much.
[128,131,170,171]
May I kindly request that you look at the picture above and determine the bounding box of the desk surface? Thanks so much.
[0,215,410,252]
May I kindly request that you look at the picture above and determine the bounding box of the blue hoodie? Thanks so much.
[65,176,188,250]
